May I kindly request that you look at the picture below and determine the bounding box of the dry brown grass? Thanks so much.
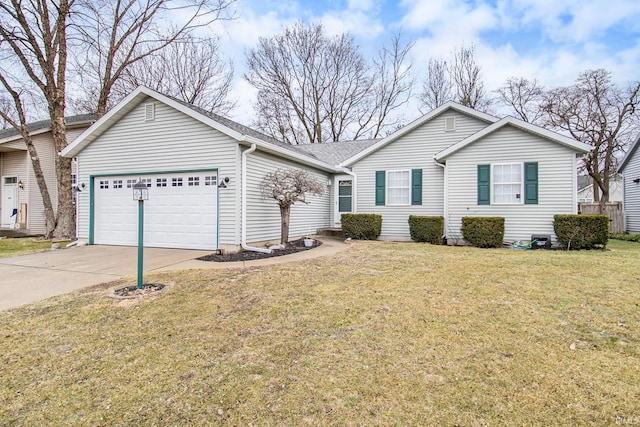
[1,240,639,426]
[0,238,69,258]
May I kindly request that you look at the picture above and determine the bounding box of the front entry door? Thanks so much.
[334,175,353,224]
[1,176,18,228]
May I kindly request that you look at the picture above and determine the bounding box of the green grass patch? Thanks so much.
[1,240,639,425]
[610,233,640,243]
[0,238,69,258]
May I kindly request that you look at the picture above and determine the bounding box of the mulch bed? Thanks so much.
[112,283,166,298]
[197,238,322,262]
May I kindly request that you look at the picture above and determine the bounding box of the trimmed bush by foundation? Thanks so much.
[554,214,608,249]
[341,214,382,240]
[408,215,444,244]
[461,217,505,248]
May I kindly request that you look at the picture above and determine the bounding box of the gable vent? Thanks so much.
[144,102,156,121]
[444,116,456,132]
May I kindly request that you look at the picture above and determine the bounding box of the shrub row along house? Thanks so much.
[57,86,591,251]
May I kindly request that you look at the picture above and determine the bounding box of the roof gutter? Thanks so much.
[241,143,271,253]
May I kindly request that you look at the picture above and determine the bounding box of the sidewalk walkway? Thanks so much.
[0,236,350,311]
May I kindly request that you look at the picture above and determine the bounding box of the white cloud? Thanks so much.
[503,0,640,43]
[209,0,639,124]
[400,0,497,39]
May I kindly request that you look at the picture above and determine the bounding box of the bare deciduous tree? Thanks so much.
[419,58,451,111]
[110,37,236,114]
[366,34,414,138]
[246,22,413,144]
[449,44,489,110]
[541,69,640,211]
[495,77,544,124]
[260,169,325,244]
[71,0,236,118]
[0,0,75,238]
[0,0,234,240]
[419,44,491,112]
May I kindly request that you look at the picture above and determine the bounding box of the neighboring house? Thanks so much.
[577,174,623,203]
[61,86,590,251]
[0,115,95,233]
[618,135,640,232]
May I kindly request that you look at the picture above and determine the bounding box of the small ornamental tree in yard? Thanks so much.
[260,169,326,244]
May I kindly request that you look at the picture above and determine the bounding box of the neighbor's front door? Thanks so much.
[334,175,353,225]
[1,176,18,228]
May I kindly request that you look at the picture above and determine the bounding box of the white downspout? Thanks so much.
[241,143,271,253]
[434,157,447,240]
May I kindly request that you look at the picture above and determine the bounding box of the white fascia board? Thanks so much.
[434,116,591,161]
[0,127,50,145]
[341,101,498,167]
[1,118,95,146]
[241,136,338,173]
[619,135,640,173]
[61,87,149,157]
[61,86,248,158]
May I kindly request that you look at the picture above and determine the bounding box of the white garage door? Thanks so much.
[94,171,218,250]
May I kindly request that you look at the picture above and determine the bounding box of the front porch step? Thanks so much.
[316,227,344,238]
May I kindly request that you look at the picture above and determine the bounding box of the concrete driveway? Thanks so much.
[0,245,211,311]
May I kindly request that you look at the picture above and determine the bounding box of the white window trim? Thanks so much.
[491,162,524,205]
[386,169,411,206]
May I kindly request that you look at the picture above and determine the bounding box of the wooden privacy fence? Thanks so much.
[579,202,625,233]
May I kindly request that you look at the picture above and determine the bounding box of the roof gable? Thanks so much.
[341,101,498,166]
[61,86,338,172]
[619,135,640,173]
[434,116,591,161]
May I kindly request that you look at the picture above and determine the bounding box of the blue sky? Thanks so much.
[209,0,640,121]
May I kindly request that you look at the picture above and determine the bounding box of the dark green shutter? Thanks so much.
[477,164,490,205]
[411,169,422,205]
[375,171,385,206]
[524,162,538,204]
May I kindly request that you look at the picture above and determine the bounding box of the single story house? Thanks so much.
[61,86,590,251]
[0,115,95,233]
[618,135,640,233]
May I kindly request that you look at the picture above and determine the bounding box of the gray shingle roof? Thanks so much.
[168,95,375,166]
[168,97,334,163]
[292,139,380,165]
[0,114,96,141]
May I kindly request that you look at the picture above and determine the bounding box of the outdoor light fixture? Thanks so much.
[218,176,230,189]
[132,180,149,201]
[633,178,640,183]
[133,180,149,290]
[18,180,24,189]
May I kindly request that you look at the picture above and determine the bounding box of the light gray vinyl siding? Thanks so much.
[445,125,578,242]
[1,126,88,234]
[76,97,240,245]
[245,150,330,243]
[350,111,489,239]
[1,151,28,226]
[622,150,640,232]
[26,132,60,233]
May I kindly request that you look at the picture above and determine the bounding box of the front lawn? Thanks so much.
[0,237,69,258]
[1,241,639,425]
